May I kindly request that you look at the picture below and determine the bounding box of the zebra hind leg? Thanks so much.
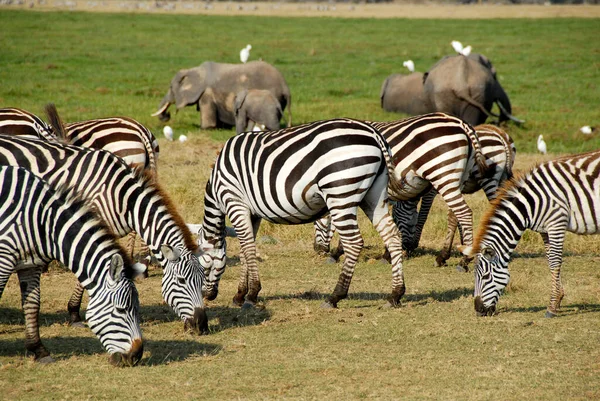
[232,214,262,308]
[17,268,54,363]
[321,212,362,308]
[67,282,86,327]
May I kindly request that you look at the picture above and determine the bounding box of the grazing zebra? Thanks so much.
[460,150,600,317]
[0,106,159,177]
[0,134,207,334]
[0,165,144,365]
[198,118,406,308]
[314,113,488,270]
[396,124,516,262]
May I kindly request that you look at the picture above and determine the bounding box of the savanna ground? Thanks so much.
[0,8,599,400]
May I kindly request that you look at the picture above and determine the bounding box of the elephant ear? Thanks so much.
[172,69,205,109]
[234,90,248,117]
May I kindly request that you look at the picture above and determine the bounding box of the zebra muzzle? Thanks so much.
[184,307,209,335]
[474,296,496,317]
[109,338,144,367]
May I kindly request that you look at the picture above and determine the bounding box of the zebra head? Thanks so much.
[160,244,209,335]
[86,254,144,367]
[468,245,510,316]
[196,225,227,302]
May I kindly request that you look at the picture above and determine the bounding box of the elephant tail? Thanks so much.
[44,103,68,144]
[286,93,292,127]
[464,122,489,178]
[380,77,390,108]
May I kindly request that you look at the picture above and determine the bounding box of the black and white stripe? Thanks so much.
[397,123,516,261]
[314,113,487,269]
[0,134,207,333]
[462,150,600,317]
[198,118,406,308]
[0,107,55,141]
[0,165,143,365]
[0,107,159,176]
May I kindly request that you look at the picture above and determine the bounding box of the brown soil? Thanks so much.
[5,1,600,18]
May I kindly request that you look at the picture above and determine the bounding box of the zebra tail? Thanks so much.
[139,124,159,181]
[44,103,68,143]
[367,123,404,196]
[466,124,489,177]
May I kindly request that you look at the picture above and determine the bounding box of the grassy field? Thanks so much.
[0,9,600,400]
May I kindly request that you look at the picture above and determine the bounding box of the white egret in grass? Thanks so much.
[179,134,188,143]
[403,60,415,73]
[163,125,173,141]
[240,44,252,63]
[537,135,547,154]
[580,126,595,135]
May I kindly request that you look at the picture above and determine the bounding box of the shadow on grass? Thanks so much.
[0,336,221,365]
[205,305,272,334]
[260,286,472,306]
[0,307,70,328]
[502,303,600,316]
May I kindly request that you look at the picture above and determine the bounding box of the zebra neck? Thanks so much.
[129,193,187,257]
[481,192,529,258]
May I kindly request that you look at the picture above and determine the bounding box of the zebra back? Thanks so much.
[65,116,159,178]
[0,107,57,141]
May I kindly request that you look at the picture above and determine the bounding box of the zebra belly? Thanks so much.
[391,170,431,201]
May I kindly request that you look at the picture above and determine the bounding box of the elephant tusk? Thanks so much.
[151,102,170,117]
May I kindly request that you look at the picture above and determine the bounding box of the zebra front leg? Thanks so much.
[17,267,53,363]
[322,211,362,308]
[67,282,86,327]
[542,231,566,317]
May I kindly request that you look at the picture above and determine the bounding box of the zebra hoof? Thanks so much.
[241,302,255,310]
[70,321,86,328]
[320,301,337,309]
[379,300,399,309]
[36,355,56,364]
[545,310,558,318]
[455,265,469,273]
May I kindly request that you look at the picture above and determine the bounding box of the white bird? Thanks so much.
[537,135,547,155]
[163,125,173,141]
[580,125,595,135]
[451,40,463,54]
[402,60,415,73]
[178,134,188,143]
[252,123,266,132]
[461,45,472,57]
[240,44,252,63]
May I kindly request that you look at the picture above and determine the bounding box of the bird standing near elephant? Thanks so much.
[152,61,292,130]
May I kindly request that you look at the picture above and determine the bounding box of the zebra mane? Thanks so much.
[472,167,532,252]
[50,182,136,278]
[134,167,198,252]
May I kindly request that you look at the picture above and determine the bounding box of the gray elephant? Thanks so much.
[152,61,292,129]
[423,55,523,126]
[380,72,434,115]
[234,89,283,134]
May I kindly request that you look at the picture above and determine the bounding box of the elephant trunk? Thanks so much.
[151,90,175,121]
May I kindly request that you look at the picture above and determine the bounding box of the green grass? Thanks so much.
[1,9,600,400]
[0,11,599,152]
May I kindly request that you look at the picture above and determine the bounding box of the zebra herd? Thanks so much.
[0,105,599,366]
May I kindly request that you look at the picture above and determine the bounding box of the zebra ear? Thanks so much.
[109,254,125,282]
[161,244,181,262]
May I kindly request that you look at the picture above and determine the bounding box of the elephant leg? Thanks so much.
[199,98,218,129]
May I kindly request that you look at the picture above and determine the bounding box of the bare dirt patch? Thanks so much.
[5,0,600,18]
